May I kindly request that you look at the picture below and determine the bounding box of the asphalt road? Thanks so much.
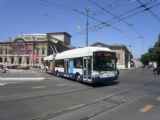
[0,68,160,120]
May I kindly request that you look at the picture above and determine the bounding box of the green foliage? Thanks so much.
[154,34,160,48]
[140,34,160,66]
[140,53,150,65]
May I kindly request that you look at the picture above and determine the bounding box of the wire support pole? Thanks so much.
[85,8,90,47]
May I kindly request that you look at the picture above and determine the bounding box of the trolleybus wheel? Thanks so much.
[56,71,59,77]
[75,73,80,81]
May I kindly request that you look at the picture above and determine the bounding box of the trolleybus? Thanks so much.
[53,46,118,84]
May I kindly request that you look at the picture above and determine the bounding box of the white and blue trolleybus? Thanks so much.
[54,46,118,84]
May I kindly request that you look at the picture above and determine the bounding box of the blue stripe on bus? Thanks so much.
[69,61,74,74]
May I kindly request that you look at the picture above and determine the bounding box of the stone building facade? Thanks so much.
[91,42,133,69]
[0,32,73,67]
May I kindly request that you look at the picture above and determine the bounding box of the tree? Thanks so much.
[140,53,150,65]
[154,34,160,48]
[148,47,156,61]
[154,34,160,66]
[140,34,160,67]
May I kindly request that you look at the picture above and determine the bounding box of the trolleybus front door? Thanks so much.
[83,57,91,80]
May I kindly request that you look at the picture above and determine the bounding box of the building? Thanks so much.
[0,32,73,67]
[91,42,133,69]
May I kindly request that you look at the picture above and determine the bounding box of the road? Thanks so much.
[0,68,160,120]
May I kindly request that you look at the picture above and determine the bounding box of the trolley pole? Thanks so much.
[50,45,56,75]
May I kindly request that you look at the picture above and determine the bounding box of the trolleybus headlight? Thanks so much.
[92,72,100,78]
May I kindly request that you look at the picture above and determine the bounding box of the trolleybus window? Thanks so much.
[55,60,64,67]
[73,58,83,68]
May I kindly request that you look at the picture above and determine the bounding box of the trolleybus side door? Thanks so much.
[83,57,92,80]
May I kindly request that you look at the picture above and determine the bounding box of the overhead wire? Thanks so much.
[91,0,120,17]
[90,0,160,32]
[88,0,143,38]
[40,0,159,39]
[112,1,160,24]
[86,2,147,33]
[89,0,131,25]
[41,0,129,37]
[136,0,160,22]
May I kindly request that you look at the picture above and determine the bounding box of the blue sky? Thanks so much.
[0,0,160,58]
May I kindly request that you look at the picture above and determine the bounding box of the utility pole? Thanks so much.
[84,8,90,47]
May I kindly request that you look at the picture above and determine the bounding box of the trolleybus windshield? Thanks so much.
[93,51,116,71]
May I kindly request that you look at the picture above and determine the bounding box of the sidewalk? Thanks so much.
[0,69,45,81]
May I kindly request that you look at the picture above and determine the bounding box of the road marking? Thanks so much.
[156,96,160,101]
[57,84,68,87]
[0,83,6,86]
[32,86,46,89]
[139,104,154,113]
[0,81,24,86]
[1,78,45,81]
[66,104,85,110]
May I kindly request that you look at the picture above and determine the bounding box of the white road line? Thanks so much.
[65,104,85,110]
[32,86,47,89]
[0,77,45,81]
[57,84,68,87]
[0,83,6,86]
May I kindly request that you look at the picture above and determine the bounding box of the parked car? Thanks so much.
[153,67,160,75]
[21,66,30,70]
[5,65,18,69]
[32,64,44,68]
[0,64,4,69]
[0,68,8,73]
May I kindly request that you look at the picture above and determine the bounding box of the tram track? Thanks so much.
[0,86,94,103]
[0,69,158,120]
[0,74,132,103]
[31,78,158,120]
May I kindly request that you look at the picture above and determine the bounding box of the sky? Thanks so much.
[0,0,160,58]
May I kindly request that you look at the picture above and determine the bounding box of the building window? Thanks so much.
[5,58,7,63]
[11,57,14,64]
[37,48,39,56]
[36,58,39,64]
[18,58,22,64]
[5,49,7,54]
[0,49,2,54]
[27,57,30,65]
[42,48,45,55]
[0,57,2,62]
